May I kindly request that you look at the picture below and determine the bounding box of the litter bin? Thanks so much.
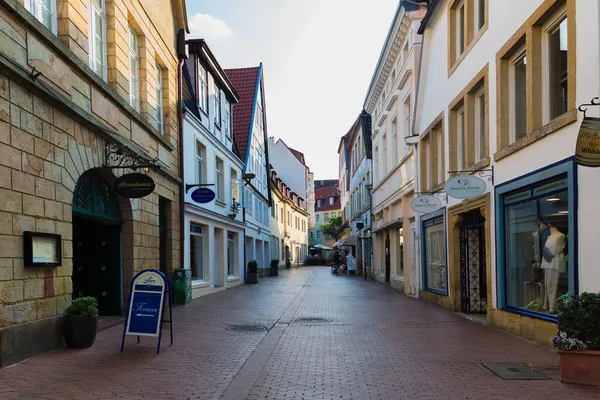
[173,269,192,305]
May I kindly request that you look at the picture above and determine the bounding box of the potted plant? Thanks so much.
[552,292,600,385]
[270,259,279,277]
[246,260,258,284]
[63,297,99,349]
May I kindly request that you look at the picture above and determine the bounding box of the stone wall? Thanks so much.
[0,0,184,368]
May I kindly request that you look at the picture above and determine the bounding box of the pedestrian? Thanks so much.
[332,250,341,274]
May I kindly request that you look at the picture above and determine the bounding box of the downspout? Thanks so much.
[177,29,187,277]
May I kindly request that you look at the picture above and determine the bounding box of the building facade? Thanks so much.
[182,39,245,298]
[310,180,342,249]
[365,4,424,293]
[0,0,187,367]
[413,0,596,344]
[225,65,271,276]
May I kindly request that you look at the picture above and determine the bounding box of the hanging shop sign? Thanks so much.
[121,269,173,354]
[114,173,155,198]
[191,187,216,203]
[410,195,443,214]
[575,116,600,167]
[444,175,487,199]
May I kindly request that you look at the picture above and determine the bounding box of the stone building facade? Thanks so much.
[0,0,187,367]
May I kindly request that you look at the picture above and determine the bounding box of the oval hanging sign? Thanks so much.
[444,175,487,199]
[114,173,155,198]
[191,187,216,204]
[575,116,600,167]
[410,195,443,214]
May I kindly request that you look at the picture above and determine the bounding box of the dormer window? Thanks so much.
[329,197,334,205]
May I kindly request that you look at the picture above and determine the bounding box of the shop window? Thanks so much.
[496,159,575,318]
[227,232,236,276]
[190,224,205,281]
[396,227,404,275]
[422,213,447,294]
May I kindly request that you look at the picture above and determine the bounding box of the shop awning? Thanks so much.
[372,218,403,234]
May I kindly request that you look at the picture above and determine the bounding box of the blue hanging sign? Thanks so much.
[121,269,173,354]
[191,187,216,203]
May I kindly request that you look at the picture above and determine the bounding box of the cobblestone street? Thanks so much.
[1,267,599,400]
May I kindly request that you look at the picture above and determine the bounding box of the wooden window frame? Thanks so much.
[419,112,445,192]
[448,0,489,76]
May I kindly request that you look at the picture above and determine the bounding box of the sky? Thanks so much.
[186,0,399,179]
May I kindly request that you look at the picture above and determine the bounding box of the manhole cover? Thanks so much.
[293,317,332,324]
[228,324,269,333]
[482,363,551,380]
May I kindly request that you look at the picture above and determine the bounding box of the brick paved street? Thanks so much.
[1,267,599,400]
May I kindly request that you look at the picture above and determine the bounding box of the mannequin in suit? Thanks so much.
[541,223,566,312]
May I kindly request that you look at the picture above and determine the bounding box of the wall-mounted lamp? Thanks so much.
[228,198,242,219]
[242,173,255,186]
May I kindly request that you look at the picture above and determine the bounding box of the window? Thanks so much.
[404,97,412,136]
[128,28,140,111]
[423,214,446,293]
[190,224,204,281]
[245,190,253,215]
[497,161,575,317]
[272,202,276,218]
[227,232,236,276]
[456,1,465,57]
[199,64,208,112]
[391,118,398,166]
[547,15,568,121]
[195,142,205,185]
[329,197,334,206]
[317,231,321,239]
[510,50,527,143]
[381,132,387,175]
[89,0,106,79]
[156,65,164,134]
[373,146,379,183]
[288,211,291,226]
[231,169,239,204]
[26,0,55,33]
[280,208,283,222]
[424,138,432,189]
[449,0,487,73]
[309,231,314,239]
[456,107,465,170]
[476,0,486,31]
[396,227,404,275]
[215,158,224,202]
[474,88,486,162]
[225,101,232,138]
[436,126,444,185]
[214,85,222,128]
[316,214,320,222]
[324,213,329,222]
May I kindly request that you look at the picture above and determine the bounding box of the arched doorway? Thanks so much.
[72,169,123,315]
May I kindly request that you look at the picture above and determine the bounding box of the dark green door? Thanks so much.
[72,170,123,316]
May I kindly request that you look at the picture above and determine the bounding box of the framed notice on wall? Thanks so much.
[24,231,62,267]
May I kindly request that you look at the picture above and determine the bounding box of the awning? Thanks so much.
[343,235,356,246]
[372,218,403,234]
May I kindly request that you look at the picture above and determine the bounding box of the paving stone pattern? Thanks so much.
[0,267,599,399]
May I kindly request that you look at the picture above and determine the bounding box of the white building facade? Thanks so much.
[182,40,245,299]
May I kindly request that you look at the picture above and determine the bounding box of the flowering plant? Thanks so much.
[552,331,587,351]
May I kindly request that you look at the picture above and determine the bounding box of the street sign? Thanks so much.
[444,175,486,199]
[191,187,216,203]
[114,173,155,198]
[121,269,173,354]
[410,195,442,214]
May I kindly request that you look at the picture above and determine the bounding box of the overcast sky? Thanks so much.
[187,0,399,180]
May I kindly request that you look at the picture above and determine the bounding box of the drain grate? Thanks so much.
[228,324,269,333]
[482,363,551,380]
[293,317,333,324]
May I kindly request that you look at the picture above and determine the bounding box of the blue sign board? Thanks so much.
[191,187,216,203]
[121,269,173,354]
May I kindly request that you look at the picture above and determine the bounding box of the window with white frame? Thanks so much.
[329,197,334,206]
[404,97,412,136]
[509,49,527,144]
[373,145,379,183]
[391,117,398,166]
[474,88,486,162]
[196,142,205,185]
[199,64,208,113]
[231,169,238,204]
[381,132,387,176]
[128,28,140,112]
[225,101,232,138]
[155,64,164,134]
[215,157,224,202]
[214,84,222,128]
[227,232,237,276]
[89,0,106,79]
[190,224,205,281]
[456,0,465,57]
[545,11,568,122]
[26,0,56,33]
[457,107,465,170]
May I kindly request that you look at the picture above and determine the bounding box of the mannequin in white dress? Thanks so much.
[541,224,566,312]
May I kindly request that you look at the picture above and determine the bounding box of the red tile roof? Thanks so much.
[224,66,260,162]
[315,184,341,212]
[288,147,305,165]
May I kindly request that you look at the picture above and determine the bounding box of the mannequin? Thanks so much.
[531,223,547,282]
[541,224,566,312]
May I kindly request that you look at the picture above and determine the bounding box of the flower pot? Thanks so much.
[246,271,258,284]
[269,267,279,277]
[63,314,98,349]
[558,350,600,385]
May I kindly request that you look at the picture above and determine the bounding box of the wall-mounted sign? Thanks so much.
[575,116,600,167]
[444,175,486,199]
[121,269,173,354]
[410,195,443,214]
[191,187,216,203]
[114,173,155,198]
[24,231,62,267]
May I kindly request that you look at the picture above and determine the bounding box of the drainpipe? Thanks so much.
[177,29,187,277]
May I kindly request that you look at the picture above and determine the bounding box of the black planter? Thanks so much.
[246,271,258,284]
[269,267,279,277]
[63,314,98,348]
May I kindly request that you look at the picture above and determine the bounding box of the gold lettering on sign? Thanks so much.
[575,117,600,167]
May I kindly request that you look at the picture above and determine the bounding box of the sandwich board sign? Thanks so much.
[120,269,173,354]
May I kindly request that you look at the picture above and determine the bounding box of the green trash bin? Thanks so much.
[173,269,192,305]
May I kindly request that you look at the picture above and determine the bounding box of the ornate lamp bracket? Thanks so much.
[104,142,162,171]
[413,190,448,203]
[448,166,494,184]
